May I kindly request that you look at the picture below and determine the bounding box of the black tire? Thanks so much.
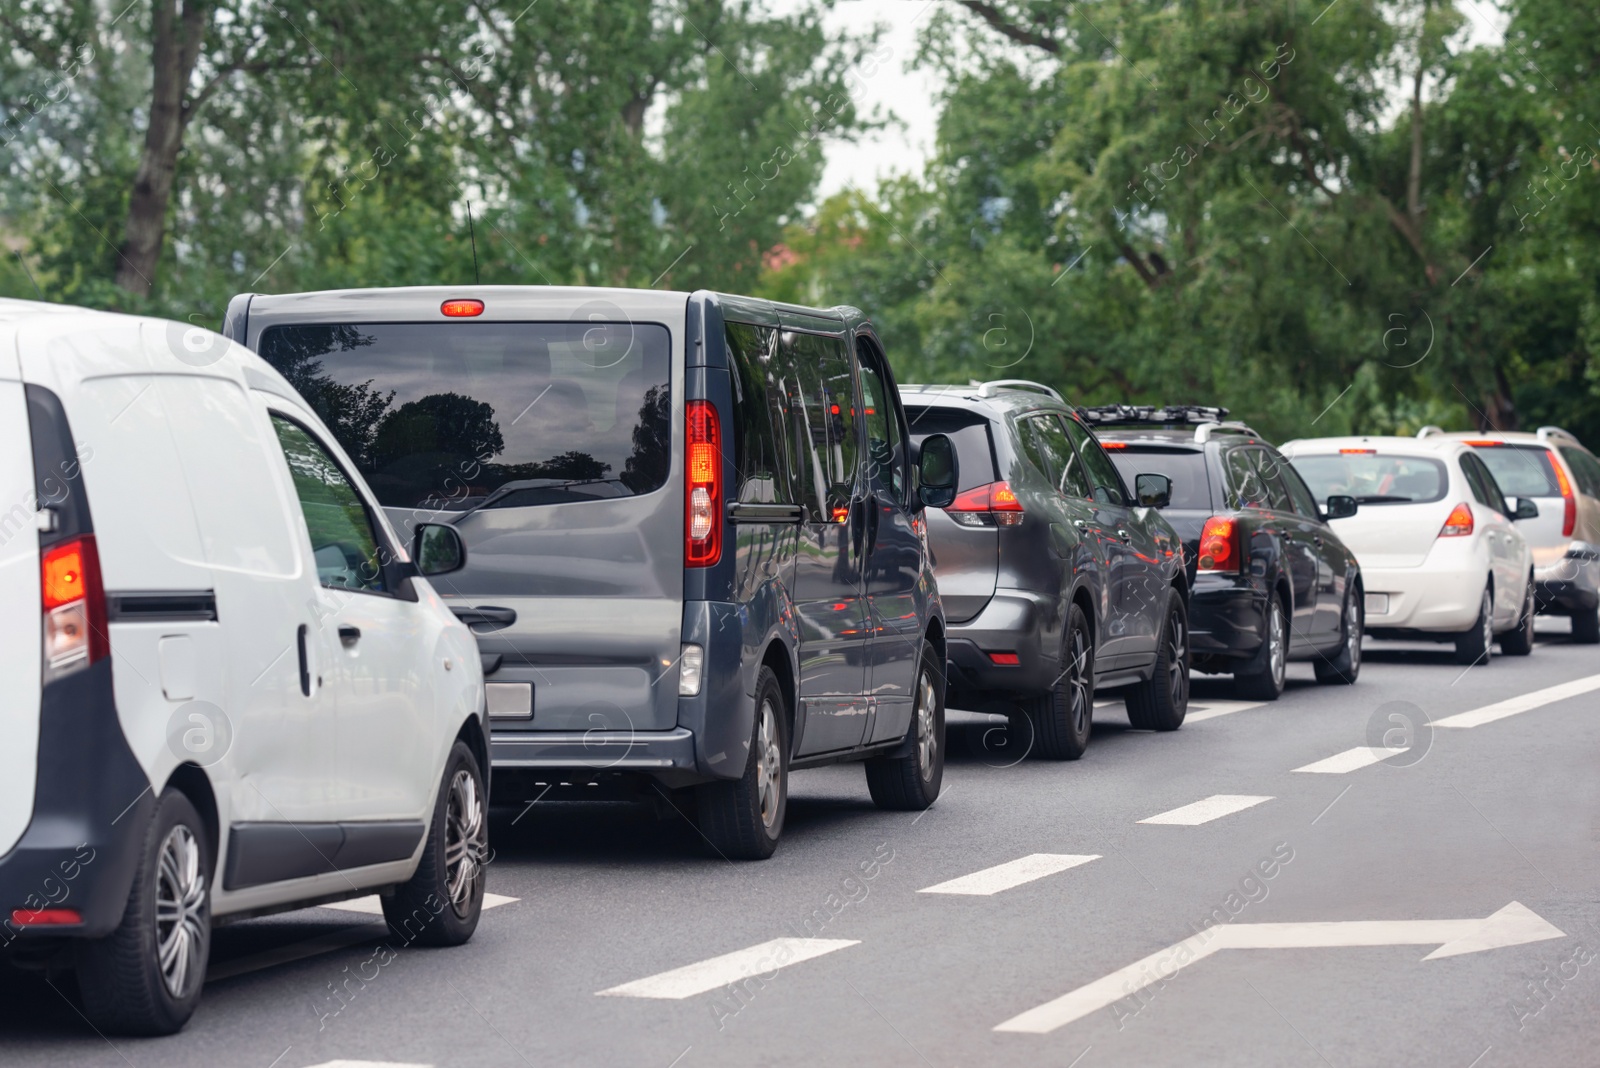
[1499,578,1536,657]
[866,642,946,809]
[1235,594,1287,701]
[696,666,788,859]
[1314,584,1363,684]
[1454,585,1494,665]
[382,739,488,947]
[1026,603,1094,760]
[76,791,211,1036]
[1126,591,1189,731]
[1571,606,1600,644]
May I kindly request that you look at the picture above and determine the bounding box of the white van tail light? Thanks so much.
[1550,452,1577,537]
[685,400,723,567]
[678,644,705,696]
[1439,502,1474,538]
[42,535,108,669]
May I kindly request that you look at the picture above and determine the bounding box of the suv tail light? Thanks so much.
[1550,452,1576,537]
[685,401,723,567]
[946,480,1024,527]
[42,535,108,670]
[1197,516,1239,573]
[1439,502,1474,537]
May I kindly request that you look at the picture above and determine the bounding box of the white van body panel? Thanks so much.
[0,331,42,856]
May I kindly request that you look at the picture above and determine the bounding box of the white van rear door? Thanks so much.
[0,330,42,856]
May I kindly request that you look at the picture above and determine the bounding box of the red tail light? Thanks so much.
[1439,502,1474,537]
[988,652,1021,665]
[1550,452,1576,537]
[1197,516,1239,573]
[41,535,108,670]
[685,401,723,567]
[946,481,1024,527]
[11,907,82,926]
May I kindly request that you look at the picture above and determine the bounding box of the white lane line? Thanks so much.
[321,892,518,916]
[1436,673,1600,728]
[918,854,1101,896]
[1186,701,1265,723]
[304,1062,433,1068]
[1138,795,1274,826]
[1293,746,1405,774]
[597,938,858,999]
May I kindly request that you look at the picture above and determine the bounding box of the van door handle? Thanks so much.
[296,624,311,696]
[338,625,361,647]
[450,606,517,627]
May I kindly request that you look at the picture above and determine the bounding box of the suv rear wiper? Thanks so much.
[455,478,624,521]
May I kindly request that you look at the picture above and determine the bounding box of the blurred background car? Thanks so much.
[1283,436,1538,664]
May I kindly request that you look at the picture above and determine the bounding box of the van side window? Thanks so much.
[726,322,794,505]
[270,415,388,593]
[856,354,904,501]
[780,330,859,518]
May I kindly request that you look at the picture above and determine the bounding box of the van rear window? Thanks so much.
[259,322,671,511]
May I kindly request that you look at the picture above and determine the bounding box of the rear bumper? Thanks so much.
[489,728,704,791]
[1188,578,1267,661]
[1362,564,1483,633]
[1534,552,1600,614]
[945,590,1054,699]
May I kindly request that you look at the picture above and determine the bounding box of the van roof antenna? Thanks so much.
[466,201,481,285]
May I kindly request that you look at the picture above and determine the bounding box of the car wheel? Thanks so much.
[382,739,489,946]
[866,641,946,810]
[1126,590,1189,731]
[1235,595,1287,701]
[1571,605,1600,644]
[1454,585,1494,665]
[76,790,211,1036]
[1499,578,1536,657]
[697,666,787,859]
[1027,603,1095,760]
[1314,585,1363,684]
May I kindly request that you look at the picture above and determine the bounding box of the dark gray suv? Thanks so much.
[226,286,959,859]
[903,381,1191,759]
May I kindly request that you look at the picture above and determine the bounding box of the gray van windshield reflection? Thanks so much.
[259,322,671,511]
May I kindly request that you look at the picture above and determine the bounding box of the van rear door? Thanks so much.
[0,328,41,857]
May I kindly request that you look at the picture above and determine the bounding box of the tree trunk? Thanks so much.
[115,0,207,297]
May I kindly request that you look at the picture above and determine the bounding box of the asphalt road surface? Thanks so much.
[4,621,1598,1068]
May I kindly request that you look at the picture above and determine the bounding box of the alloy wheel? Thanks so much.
[1346,597,1362,671]
[1481,589,1494,655]
[444,768,488,917]
[1066,626,1091,737]
[1166,606,1189,709]
[154,825,207,1000]
[1268,602,1286,687]
[915,669,939,781]
[756,697,782,828]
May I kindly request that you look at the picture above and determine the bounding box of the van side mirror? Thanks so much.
[1323,495,1358,520]
[1512,497,1539,520]
[1134,473,1172,509]
[413,523,466,576]
[917,433,959,509]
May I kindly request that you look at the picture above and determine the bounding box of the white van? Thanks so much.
[0,299,488,1034]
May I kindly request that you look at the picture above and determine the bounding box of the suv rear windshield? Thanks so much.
[1470,444,1561,498]
[904,405,996,492]
[259,322,671,511]
[1292,452,1447,504]
[1105,446,1212,510]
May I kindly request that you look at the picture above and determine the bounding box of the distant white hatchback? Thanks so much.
[0,300,488,1035]
[1281,436,1537,664]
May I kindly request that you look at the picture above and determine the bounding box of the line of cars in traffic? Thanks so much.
[5,285,1599,1035]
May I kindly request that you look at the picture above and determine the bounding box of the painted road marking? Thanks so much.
[1185,701,1265,723]
[1292,746,1405,774]
[597,938,859,999]
[321,892,519,916]
[995,902,1563,1034]
[918,854,1101,896]
[305,1062,433,1068]
[1436,673,1600,728]
[1138,795,1273,826]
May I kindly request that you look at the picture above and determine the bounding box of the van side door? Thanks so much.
[782,330,870,756]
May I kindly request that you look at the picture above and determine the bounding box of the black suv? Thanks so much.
[1084,406,1364,699]
[902,381,1191,759]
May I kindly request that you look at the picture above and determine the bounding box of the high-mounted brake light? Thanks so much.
[41,535,107,669]
[1197,516,1239,573]
[946,481,1024,527]
[1439,502,1474,538]
[1462,439,1501,447]
[1339,448,1376,454]
[1550,451,1577,537]
[1101,441,1127,450]
[440,299,485,317]
[685,401,722,567]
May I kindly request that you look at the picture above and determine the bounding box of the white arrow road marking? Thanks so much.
[994,902,1563,1034]
[1293,746,1406,774]
[1436,673,1600,728]
[918,854,1101,896]
[1184,701,1265,723]
[321,892,519,916]
[597,938,858,999]
[1138,795,1273,826]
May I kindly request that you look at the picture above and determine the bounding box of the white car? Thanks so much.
[0,300,488,1035]
[1281,435,1537,664]
[1421,427,1600,643]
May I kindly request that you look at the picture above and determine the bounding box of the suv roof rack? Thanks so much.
[1079,404,1231,427]
[974,379,1064,403]
[1416,425,1443,438]
[1536,425,1574,442]
[1193,421,1259,443]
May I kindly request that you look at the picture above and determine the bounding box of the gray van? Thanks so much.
[225,287,958,858]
